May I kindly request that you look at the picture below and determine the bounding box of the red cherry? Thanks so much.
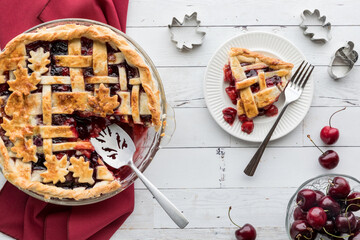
[346,192,360,212]
[314,190,325,204]
[228,207,256,240]
[222,107,237,125]
[335,211,357,233]
[235,224,257,240]
[293,207,307,221]
[320,126,339,145]
[307,135,339,170]
[241,121,254,134]
[225,86,238,105]
[264,105,278,117]
[350,232,360,240]
[223,64,235,86]
[320,107,346,145]
[296,189,317,211]
[318,196,341,218]
[238,114,251,123]
[318,150,339,170]
[306,207,327,230]
[328,176,351,200]
[290,220,317,240]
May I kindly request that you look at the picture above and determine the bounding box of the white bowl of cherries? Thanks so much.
[286,174,360,240]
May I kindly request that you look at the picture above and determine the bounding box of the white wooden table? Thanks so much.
[1,0,360,239]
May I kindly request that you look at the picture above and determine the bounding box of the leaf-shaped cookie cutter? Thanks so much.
[300,9,332,43]
[328,41,359,79]
[168,12,206,51]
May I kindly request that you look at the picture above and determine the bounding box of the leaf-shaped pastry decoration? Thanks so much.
[68,156,94,185]
[8,64,41,95]
[41,155,69,184]
[5,91,30,122]
[28,47,50,74]
[88,83,119,117]
[1,118,34,141]
[11,139,37,163]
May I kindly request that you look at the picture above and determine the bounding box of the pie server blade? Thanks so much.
[90,124,189,229]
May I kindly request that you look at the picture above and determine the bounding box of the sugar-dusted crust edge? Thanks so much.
[229,48,294,70]
[0,24,161,200]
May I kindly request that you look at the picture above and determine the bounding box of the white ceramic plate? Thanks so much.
[204,32,314,142]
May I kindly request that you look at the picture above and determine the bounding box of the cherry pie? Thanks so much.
[0,24,161,200]
[223,48,294,134]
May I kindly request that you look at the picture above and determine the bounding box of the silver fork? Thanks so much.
[244,61,314,177]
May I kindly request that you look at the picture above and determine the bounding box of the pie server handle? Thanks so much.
[128,162,189,229]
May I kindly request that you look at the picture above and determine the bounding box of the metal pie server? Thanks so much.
[90,124,189,229]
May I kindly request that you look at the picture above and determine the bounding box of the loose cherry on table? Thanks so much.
[306,207,327,230]
[320,107,346,145]
[307,135,340,170]
[290,220,317,240]
[228,207,256,240]
[328,176,351,200]
[296,189,317,211]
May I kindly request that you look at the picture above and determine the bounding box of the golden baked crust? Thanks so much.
[229,48,294,70]
[0,24,161,200]
[228,48,294,119]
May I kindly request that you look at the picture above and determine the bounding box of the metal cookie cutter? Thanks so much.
[300,9,331,43]
[328,41,358,79]
[168,12,206,51]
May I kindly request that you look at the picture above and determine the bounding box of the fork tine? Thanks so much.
[301,65,315,88]
[293,62,308,85]
[289,60,305,83]
[297,64,312,87]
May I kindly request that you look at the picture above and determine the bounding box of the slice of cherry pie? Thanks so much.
[223,48,294,134]
[0,24,161,200]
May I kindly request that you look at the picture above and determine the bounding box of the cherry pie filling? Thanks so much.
[223,63,281,134]
[0,38,153,190]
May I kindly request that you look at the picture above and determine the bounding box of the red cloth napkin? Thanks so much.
[0,0,134,239]
[0,0,129,46]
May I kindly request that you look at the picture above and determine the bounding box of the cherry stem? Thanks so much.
[228,206,242,229]
[345,203,360,215]
[329,107,346,128]
[307,135,324,154]
[322,226,351,238]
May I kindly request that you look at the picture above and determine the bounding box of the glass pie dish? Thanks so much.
[0,18,175,206]
[286,174,360,240]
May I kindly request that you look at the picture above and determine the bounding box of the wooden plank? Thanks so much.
[122,188,294,229]
[159,66,360,108]
[167,108,231,148]
[113,227,287,240]
[135,146,360,189]
[127,0,360,27]
[127,26,360,67]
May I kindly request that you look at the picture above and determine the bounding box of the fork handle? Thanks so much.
[128,162,189,229]
[244,104,289,176]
